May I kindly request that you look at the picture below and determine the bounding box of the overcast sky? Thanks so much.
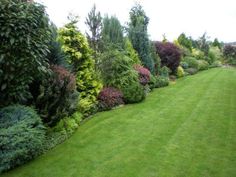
[35,0,236,42]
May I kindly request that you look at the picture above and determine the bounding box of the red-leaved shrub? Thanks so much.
[98,87,124,110]
[133,64,151,85]
[155,42,181,73]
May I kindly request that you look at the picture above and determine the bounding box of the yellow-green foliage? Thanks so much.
[124,38,141,64]
[177,66,184,78]
[192,48,205,60]
[58,20,102,116]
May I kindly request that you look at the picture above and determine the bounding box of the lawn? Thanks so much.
[2,68,236,177]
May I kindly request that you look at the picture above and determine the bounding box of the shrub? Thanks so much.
[35,65,78,126]
[210,60,222,68]
[0,105,45,173]
[148,74,157,90]
[185,68,198,75]
[0,0,51,107]
[180,61,189,69]
[134,64,151,85]
[155,76,169,88]
[98,87,124,110]
[223,45,236,65]
[52,112,82,137]
[192,48,205,60]
[197,60,209,71]
[160,66,171,77]
[99,50,145,103]
[177,66,185,78]
[155,42,181,73]
[58,18,102,117]
[182,56,199,69]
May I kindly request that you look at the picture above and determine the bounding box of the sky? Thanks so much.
[35,0,236,42]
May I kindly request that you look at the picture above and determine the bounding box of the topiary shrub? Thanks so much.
[35,65,78,127]
[155,42,181,73]
[155,76,169,88]
[0,105,45,173]
[98,87,124,111]
[197,60,209,71]
[0,0,51,107]
[99,50,145,103]
[182,56,199,69]
[185,68,198,75]
[176,66,185,78]
[133,64,151,86]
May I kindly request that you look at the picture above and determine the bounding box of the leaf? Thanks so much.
[1,83,7,91]
[10,38,14,45]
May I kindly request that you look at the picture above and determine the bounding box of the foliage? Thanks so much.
[0,0,51,107]
[177,33,193,52]
[212,38,223,50]
[196,33,210,55]
[99,49,145,103]
[150,42,161,74]
[148,74,157,89]
[85,4,102,54]
[182,56,199,69]
[128,3,154,72]
[35,65,78,126]
[0,105,45,173]
[133,64,151,86]
[197,60,209,71]
[210,60,222,68]
[177,66,185,78]
[207,46,222,64]
[155,76,169,88]
[98,87,124,110]
[159,66,171,77]
[223,45,236,65]
[101,15,124,50]
[155,42,181,73]
[58,18,102,117]
[52,112,82,137]
[185,68,198,75]
[192,48,205,60]
[180,61,189,69]
[124,38,141,64]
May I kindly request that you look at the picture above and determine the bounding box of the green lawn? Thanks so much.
[2,68,236,177]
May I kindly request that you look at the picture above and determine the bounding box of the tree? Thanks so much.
[0,0,51,107]
[212,38,223,50]
[177,33,193,52]
[197,33,210,55]
[58,17,102,116]
[85,4,102,55]
[128,3,154,73]
[101,15,124,50]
